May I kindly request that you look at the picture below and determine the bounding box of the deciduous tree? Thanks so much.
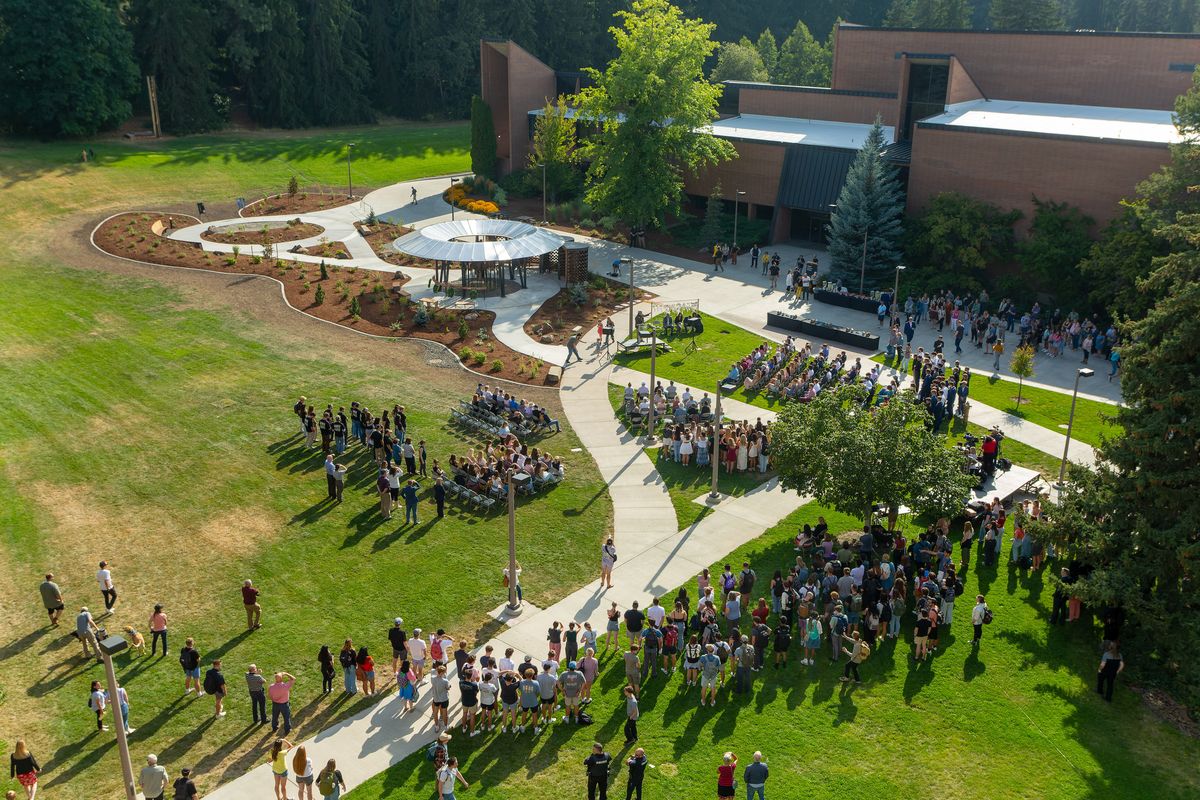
[903,192,1021,294]
[711,40,769,83]
[774,20,831,87]
[528,98,580,202]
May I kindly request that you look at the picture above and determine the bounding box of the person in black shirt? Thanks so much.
[172,767,198,799]
[584,742,612,800]
[623,603,645,647]
[434,478,446,519]
[332,413,347,455]
[625,747,648,800]
[388,619,407,676]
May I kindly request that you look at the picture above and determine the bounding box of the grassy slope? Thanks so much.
[349,503,1199,800]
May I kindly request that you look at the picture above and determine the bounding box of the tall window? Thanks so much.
[902,62,949,140]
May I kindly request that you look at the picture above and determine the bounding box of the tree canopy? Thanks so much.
[771,385,976,525]
[989,0,1063,29]
[903,192,1021,295]
[575,0,735,229]
[774,20,832,87]
[711,40,769,83]
[528,97,580,202]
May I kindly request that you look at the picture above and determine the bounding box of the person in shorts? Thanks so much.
[478,671,499,731]
[458,671,479,736]
[560,661,585,723]
[535,662,558,733]
[498,670,520,733]
[430,664,451,732]
[406,629,427,680]
[698,644,721,707]
[518,670,541,733]
[580,647,599,704]
[179,638,202,695]
[623,644,641,695]
[39,573,64,627]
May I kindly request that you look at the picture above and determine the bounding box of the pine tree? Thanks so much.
[238,0,307,128]
[471,96,497,178]
[885,0,973,28]
[755,28,778,80]
[300,0,374,125]
[0,0,138,137]
[363,0,404,115]
[989,0,1063,29]
[129,0,224,134]
[700,182,724,249]
[826,119,905,290]
[774,20,831,87]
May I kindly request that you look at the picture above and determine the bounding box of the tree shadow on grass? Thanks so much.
[0,627,47,662]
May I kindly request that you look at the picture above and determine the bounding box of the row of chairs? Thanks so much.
[442,478,498,512]
[457,400,533,438]
[449,409,509,440]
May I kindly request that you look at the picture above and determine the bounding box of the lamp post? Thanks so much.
[346,143,356,199]
[538,162,547,222]
[709,378,723,500]
[98,635,137,800]
[733,189,746,251]
[647,330,657,442]
[449,177,460,222]
[892,264,906,323]
[624,257,635,337]
[858,223,870,294]
[506,472,530,615]
[1056,367,1094,487]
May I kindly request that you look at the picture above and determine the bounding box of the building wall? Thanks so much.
[504,43,557,176]
[946,56,984,105]
[833,26,1200,110]
[906,126,1172,232]
[736,86,898,126]
[683,140,787,210]
[480,42,510,167]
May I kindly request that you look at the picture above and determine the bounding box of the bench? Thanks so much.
[719,379,738,394]
[618,338,671,354]
[546,365,564,385]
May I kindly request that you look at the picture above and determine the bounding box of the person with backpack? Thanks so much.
[437,755,468,799]
[203,660,226,718]
[839,631,869,684]
[971,595,991,646]
[738,562,757,610]
[660,621,680,675]
[317,759,346,799]
[828,604,849,663]
[179,638,202,695]
[733,635,755,694]
[172,767,198,800]
[339,639,358,695]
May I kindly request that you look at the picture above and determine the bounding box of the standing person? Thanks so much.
[971,595,990,646]
[39,573,63,627]
[9,739,39,800]
[584,742,612,800]
[1096,641,1125,702]
[388,618,408,677]
[623,645,642,696]
[269,739,293,800]
[401,479,420,525]
[204,660,227,717]
[242,580,261,630]
[743,751,769,800]
[324,455,340,501]
[437,756,468,799]
[172,768,198,800]
[839,631,868,684]
[377,468,392,520]
[96,560,117,612]
[406,630,427,681]
[625,747,649,800]
[76,606,101,661]
[293,746,315,800]
[430,664,452,732]
[733,636,755,694]
[317,759,347,800]
[247,664,267,724]
[115,684,133,734]
[89,680,107,731]
[624,601,645,646]
[402,438,417,475]
[138,753,167,800]
[458,668,479,736]
[269,671,295,733]
[1050,568,1072,625]
[149,604,168,657]
[318,646,336,694]
[433,478,447,519]
[340,639,359,694]
[179,637,202,694]
[580,647,600,705]
[698,644,721,707]
[605,602,621,652]
[560,661,585,724]
[802,615,822,666]
[623,684,640,744]
[600,538,617,589]
[535,662,558,733]
[717,752,738,799]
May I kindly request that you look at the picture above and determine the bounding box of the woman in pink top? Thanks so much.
[149,604,168,656]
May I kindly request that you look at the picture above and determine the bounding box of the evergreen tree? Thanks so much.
[363,0,404,115]
[826,119,905,290]
[129,0,224,134]
[989,0,1063,29]
[0,0,138,137]
[300,0,374,125]
[885,0,973,27]
[774,20,831,87]
[420,0,486,116]
[470,96,497,178]
[711,40,769,82]
[755,28,779,79]
[240,0,306,127]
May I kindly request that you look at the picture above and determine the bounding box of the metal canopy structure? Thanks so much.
[392,220,570,297]
[392,219,569,262]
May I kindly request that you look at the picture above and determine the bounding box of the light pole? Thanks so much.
[733,189,746,251]
[449,177,460,222]
[538,162,547,222]
[647,330,657,442]
[709,378,723,499]
[1056,367,1094,486]
[346,143,356,199]
[98,635,137,800]
[859,223,870,294]
[892,264,906,322]
[506,472,530,615]
[624,257,635,337]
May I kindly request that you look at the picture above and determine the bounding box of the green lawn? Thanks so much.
[872,353,1119,449]
[349,503,1199,800]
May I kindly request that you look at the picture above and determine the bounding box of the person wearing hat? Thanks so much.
[559,661,585,724]
[431,731,451,769]
[172,767,198,799]
[75,606,101,661]
[733,635,755,694]
[583,742,612,800]
[388,618,408,677]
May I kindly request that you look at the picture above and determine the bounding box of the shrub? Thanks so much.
[458,318,469,339]
[349,296,361,318]
[301,281,310,293]
[473,351,487,366]
[348,266,358,276]
[493,187,507,206]
[490,359,504,372]
[459,346,474,361]
[389,320,403,332]
[580,218,596,229]
[599,216,618,231]
[314,285,325,305]
[414,305,428,326]
[320,261,328,280]
[379,297,391,315]
[365,209,378,226]
[250,255,262,265]
[569,283,589,305]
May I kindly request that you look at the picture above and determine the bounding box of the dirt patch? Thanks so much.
[1131,684,1199,737]
[93,212,559,386]
[198,508,285,556]
[524,278,651,345]
[240,189,369,218]
[297,239,355,260]
[201,220,324,245]
[353,221,430,268]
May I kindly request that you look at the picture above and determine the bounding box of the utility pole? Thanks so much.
[709,379,722,499]
[146,76,161,139]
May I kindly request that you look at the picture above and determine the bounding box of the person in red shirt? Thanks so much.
[717,752,738,797]
[242,580,261,630]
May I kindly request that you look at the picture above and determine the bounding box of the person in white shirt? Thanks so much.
[645,598,667,628]
[97,560,117,611]
[406,631,427,679]
[437,756,468,798]
[498,648,516,673]
[971,595,989,646]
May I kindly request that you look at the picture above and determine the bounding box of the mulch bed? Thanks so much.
[524,279,652,345]
[93,212,559,386]
[241,189,372,218]
[353,221,431,268]
[201,220,324,245]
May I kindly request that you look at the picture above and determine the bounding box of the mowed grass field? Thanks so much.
[348,504,1200,800]
[0,123,605,799]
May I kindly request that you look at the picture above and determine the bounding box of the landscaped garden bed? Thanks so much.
[524,274,652,345]
[93,212,558,385]
[201,218,324,245]
[241,187,369,217]
[354,220,432,267]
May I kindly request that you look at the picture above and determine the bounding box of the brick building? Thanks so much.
[480,26,1198,244]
